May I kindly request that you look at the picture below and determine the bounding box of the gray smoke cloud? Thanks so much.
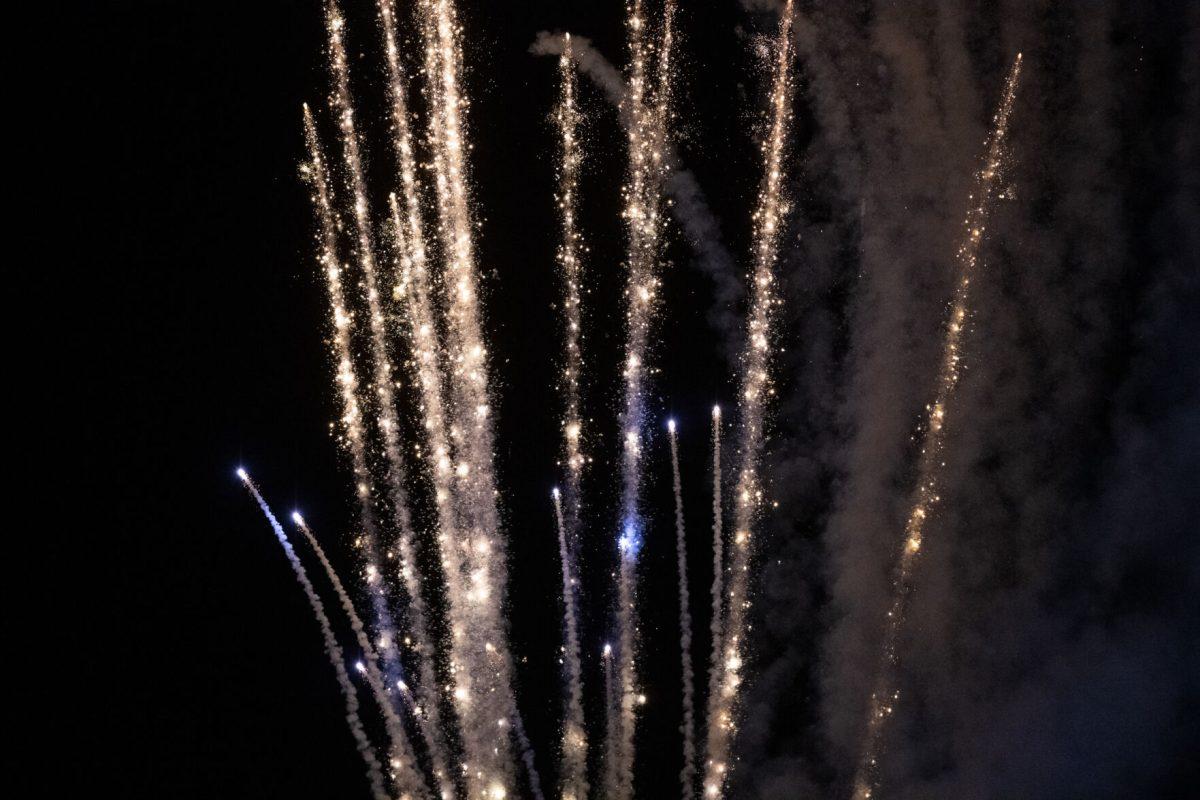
[733,1,1199,798]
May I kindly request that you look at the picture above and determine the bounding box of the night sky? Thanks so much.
[54,1,1196,799]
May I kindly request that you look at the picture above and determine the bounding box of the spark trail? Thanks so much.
[704,3,796,796]
[294,513,429,799]
[416,1,519,794]
[554,32,588,537]
[551,36,590,800]
[300,100,405,716]
[608,4,677,797]
[553,488,588,800]
[237,470,394,800]
[705,404,725,771]
[849,53,1024,800]
[376,2,458,793]
[668,419,697,799]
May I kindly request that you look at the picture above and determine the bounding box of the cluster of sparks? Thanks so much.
[238,2,1023,799]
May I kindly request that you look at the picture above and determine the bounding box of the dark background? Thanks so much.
[42,1,1198,799]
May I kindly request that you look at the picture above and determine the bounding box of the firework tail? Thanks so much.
[294,513,438,798]
[238,470,402,800]
[553,489,589,800]
[849,53,1023,800]
[703,4,796,796]
[416,1,520,793]
[669,420,697,798]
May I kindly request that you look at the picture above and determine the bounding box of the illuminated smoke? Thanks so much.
[849,53,1024,800]
[293,513,432,798]
[607,4,678,797]
[237,470,397,800]
[703,3,796,796]
[668,420,697,798]
[553,489,588,800]
[376,2,458,793]
[530,30,743,344]
[416,0,519,794]
[299,98,406,715]
[705,404,726,767]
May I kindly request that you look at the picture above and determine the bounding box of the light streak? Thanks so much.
[293,513,428,800]
[668,419,697,798]
[608,4,678,796]
[416,1,518,794]
[301,99,408,721]
[703,4,795,796]
[552,487,588,800]
[555,32,588,511]
[849,53,1024,800]
[551,40,590,800]
[376,4,459,794]
[238,470,395,800]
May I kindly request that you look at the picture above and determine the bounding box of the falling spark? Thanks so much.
[550,36,590,800]
[552,488,588,800]
[668,420,697,798]
[301,98,408,711]
[608,4,677,797]
[376,4,460,794]
[237,471,395,800]
[554,31,589,533]
[849,53,1024,800]
[704,3,796,796]
[417,1,518,793]
[293,513,429,799]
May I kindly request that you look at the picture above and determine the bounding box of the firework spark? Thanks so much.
[376,5,459,792]
[849,53,1024,800]
[702,3,796,796]
[607,4,678,796]
[415,0,521,794]
[550,37,591,799]
[294,513,432,799]
[238,470,403,800]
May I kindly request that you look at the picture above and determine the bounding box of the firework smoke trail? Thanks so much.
[704,404,725,771]
[703,4,796,796]
[294,513,433,797]
[301,98,409,714]
[602,642,617,798]
[607,4,677,797]
[237,470,394,800]
[849,54,1023,800]
[552,488,588,800]
[668,420,697,798]
[416,1,519,793]
[375,4,459,794]
[550,36,590,800]
[511,706,547,800]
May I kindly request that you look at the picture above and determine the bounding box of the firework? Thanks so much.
[668,419,697,798]
[849,53,1024,800]
[294,513,433,798]
[550,36,591,799]
[238,470,406,800]
[607,4,678,796]
[703,3,796,796]
[552,488,588,800]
